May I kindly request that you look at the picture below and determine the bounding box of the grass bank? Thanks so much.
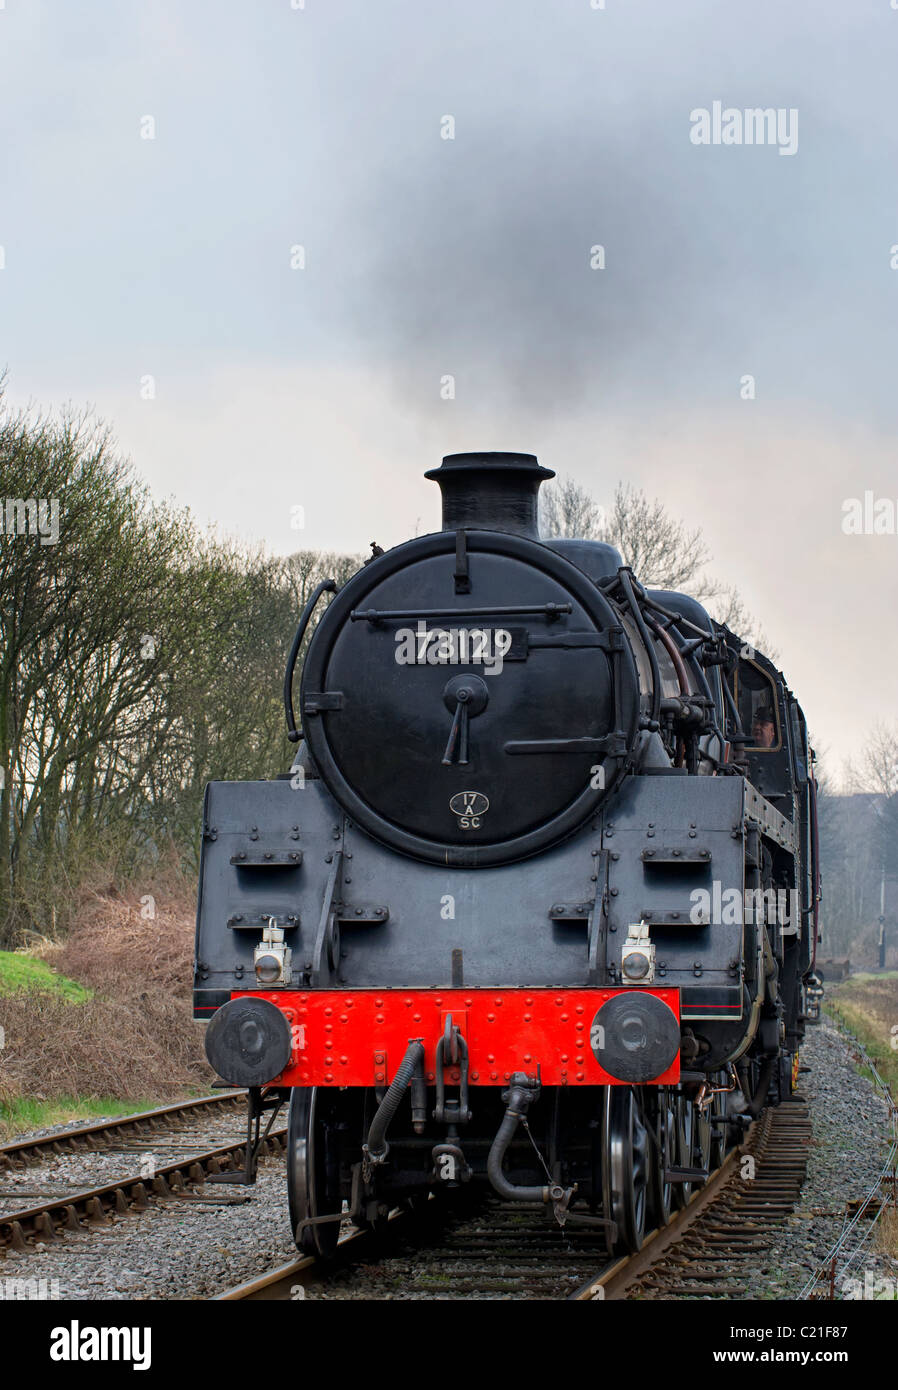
[825,971,898,1094]
[0,1094,158,1137]
[0,950,92,1002]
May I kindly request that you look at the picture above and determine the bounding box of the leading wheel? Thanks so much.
[603,1087,649,1253]
[287,1087,344,1258]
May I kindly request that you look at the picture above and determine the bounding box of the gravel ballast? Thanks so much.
[740,1014,896,1300]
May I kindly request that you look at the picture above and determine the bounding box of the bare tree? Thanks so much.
[538,477,606,543]
[539,475,773,651]
[541,477,710,589]
[704,584,778,664]
[852,721,898,890]
[606,484,713,593]
[857,721,898,799]
[826,726,898,961]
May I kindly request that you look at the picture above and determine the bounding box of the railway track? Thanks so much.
[218,1098,812,1301]
[218,1201,610,1300]
[0,1092,287,1253]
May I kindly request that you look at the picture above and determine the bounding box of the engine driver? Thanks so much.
[751,705,777,749]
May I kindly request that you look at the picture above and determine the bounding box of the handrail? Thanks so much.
[283,579,337,743]
[349,602,571,623]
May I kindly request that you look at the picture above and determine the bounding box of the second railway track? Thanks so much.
[0,1091,287,1252]
[0,1092,246,1170]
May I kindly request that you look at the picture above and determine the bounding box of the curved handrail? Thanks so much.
[283,579,337,743]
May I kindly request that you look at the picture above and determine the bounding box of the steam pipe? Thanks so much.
[486,1075,574,1212]
[617,568,662,727]
[720,668,749,748]
[645,611,690,694]
[364,1039,425,1164]
[643,597,732,757]
[487,1078,555,1203]
[637,593,712,640]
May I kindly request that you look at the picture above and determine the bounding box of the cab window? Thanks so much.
[734,662,780,752]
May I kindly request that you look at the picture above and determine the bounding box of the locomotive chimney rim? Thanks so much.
[425,451,555,539]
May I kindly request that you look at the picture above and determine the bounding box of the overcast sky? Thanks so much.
[2,0,897,779]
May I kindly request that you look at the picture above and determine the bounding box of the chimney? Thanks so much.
[424,451,555,539]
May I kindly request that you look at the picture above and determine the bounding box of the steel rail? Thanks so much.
[0,1091,246,1169]
[568,1143,743,1300]
[218,1127,757,1303]
[216,1227,376,1301]
[218,1145,745,1305]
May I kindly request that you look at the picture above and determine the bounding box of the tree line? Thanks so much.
[0,393,359,945]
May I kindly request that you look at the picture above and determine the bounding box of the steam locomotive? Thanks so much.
[194,452,820,1255]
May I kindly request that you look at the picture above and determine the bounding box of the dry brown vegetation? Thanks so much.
[0,870,213,1127]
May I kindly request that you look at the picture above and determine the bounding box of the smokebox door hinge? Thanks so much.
[304,692,344,715]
